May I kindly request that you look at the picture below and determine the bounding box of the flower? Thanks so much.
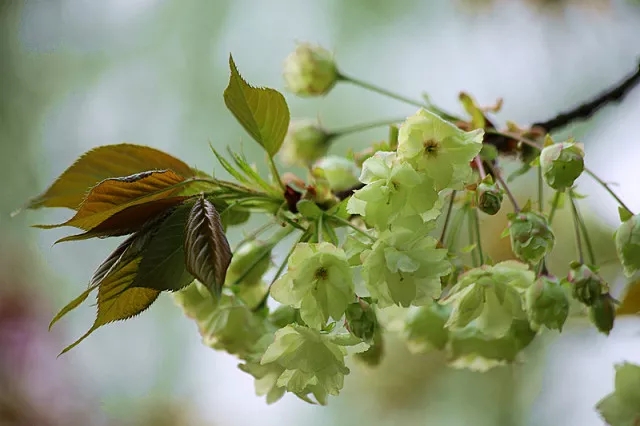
[539,141,584,191]
[346,151,439,230]
[270,242,353,330]
[614,213,640,277]
[507,209,555,264]
[397,108,483,190]
[283,43,338,97]
[440,261,534,338]
[525,275,569,331]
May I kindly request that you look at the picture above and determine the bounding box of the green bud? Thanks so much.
[525,275,569,331]
[269,305,299,329]
[589,294,616,335]
[280,120,331,167]
[508,210,555,264]
[283,43,338,97]
[226,240,272,287]
[404,302,450,353]
[539,141,585,191]
[476,179,503,215]
[345,300,378,343]
[312,156,361,192]
[354,330,384,367]
[566,262,609,306]
[614,214,640,277]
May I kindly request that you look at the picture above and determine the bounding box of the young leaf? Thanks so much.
[54,196,189,243]
[37,170,189,231]
[49,224,158,329]
[184,196,232,297]
[223,55,290,157]
[131,202,196,292]
[59,257,160,356]
[27,144,196,210]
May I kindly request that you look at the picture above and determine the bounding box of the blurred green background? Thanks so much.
[1,0,640,425]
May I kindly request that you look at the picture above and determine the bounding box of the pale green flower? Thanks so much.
[397,108,483,190]
[614,214,640,277]
[270,242,354,330]
[347,151,439,230]
[362,219,450,307]
[440,261,534,338]
[540,141,584,191]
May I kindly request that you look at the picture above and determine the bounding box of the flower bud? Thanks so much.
[614,214,640,277]
[566,262,609,306]
[225,240,272,287]
[282,43,338,97]
[508,210,555,264]
[312,156,361,192]
[539,141,584,191]
[525,275,569,331]
[589,294,616,335]
[280,120,331,167]
[345,300,378,343]
[354,331,384,366]
[476,180,503,215]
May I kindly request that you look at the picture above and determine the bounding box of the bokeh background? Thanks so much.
[2,0,640,425]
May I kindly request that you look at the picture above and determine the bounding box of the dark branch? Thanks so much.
[532,59,640,133]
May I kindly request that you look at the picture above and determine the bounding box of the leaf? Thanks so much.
[297,200,323,219]
[37,170,189,231]
[131,201,196,292]
[617,279,640,316]
[459,92,486,129]
[54,196,189,243]
[223,55,290,157]
[184,196,232,297]
[619,206,634,223]
[49,226,158,330]
[59,257,160,356]
[27,143,196,210]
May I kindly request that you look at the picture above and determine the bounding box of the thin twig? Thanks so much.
[439,190,457,245]
[569,193,585,264]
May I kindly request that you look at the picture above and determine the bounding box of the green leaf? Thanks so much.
[25,143,197,211]
[184,196,232,297]
[36,170,192,231]
[458,92,486,129]
[619,206,634,222]
[223,55,290,157]
[131,201,196,292]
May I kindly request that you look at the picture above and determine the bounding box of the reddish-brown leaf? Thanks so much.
[184,196,232,297]
[37,170,189,231]
[54,196,189,243]
[27,143,197,210]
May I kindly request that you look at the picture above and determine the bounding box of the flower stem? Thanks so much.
[474,156,487,179]
[537,164,544,212]
[548,191,561,225]
[570,190,597,265]
[328,117,406,140]
[568,192,585,264]
[338,72,459,121]
[467,204,479,267]
[485,161,520,212]
[267,156,285,192]
[331,216,376,242]
[584,168,634,215]
[439,190,457,246]
[473,207,485,265]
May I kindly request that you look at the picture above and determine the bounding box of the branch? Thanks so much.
[532,59,640,133]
